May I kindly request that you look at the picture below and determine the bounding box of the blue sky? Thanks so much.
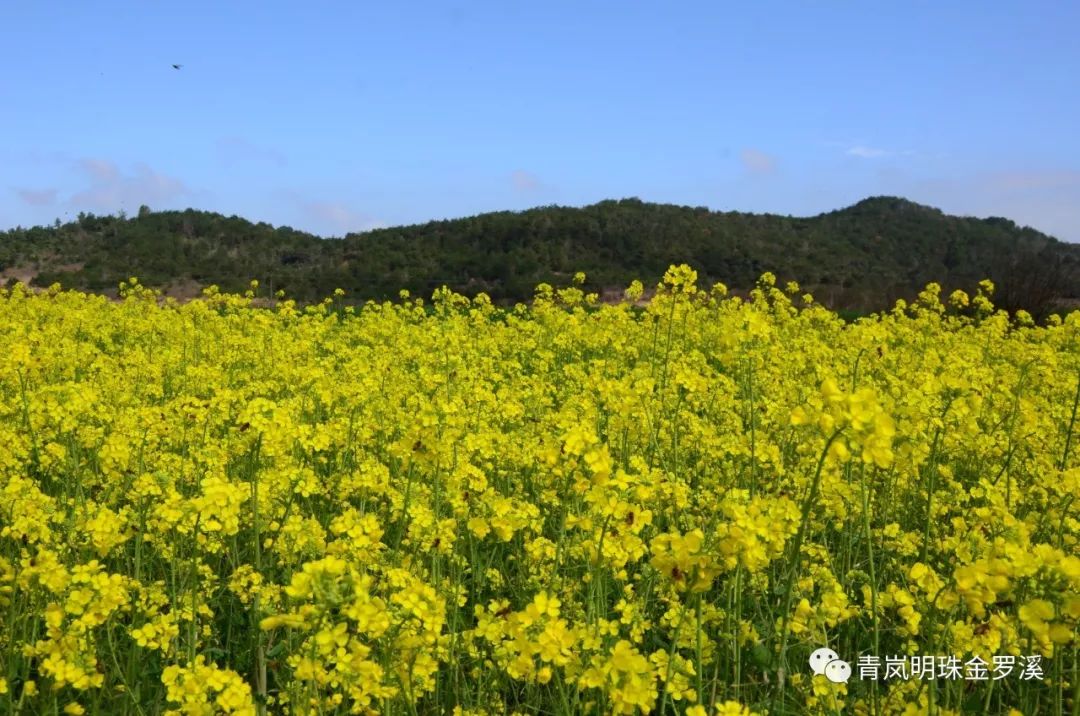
[2,1,1078,240]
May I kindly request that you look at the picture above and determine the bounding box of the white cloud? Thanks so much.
[15,188,58,206]
[876,167,1080,242]
[981,170,1080,193]
[846,145,890,159]
[843,143,916,159]
[76,158,120,181]
[739,148,777,175]
[510,169,542,192]
[300,200,384,235]
[68,159,190,209]
[215,136,287,166]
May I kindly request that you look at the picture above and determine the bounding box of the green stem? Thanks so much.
[774,428,843,710]
[860,465,880,716]
[695,594,704,705]
[249,437,267,715]
[1069,645,1078,716]
[1061,371,1080,470]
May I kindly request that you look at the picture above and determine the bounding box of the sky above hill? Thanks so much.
[1,1,1078,241]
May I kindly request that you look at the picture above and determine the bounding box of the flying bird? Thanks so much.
[172,64,182,70]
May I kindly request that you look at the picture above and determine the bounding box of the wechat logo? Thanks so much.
[810,647,852,684]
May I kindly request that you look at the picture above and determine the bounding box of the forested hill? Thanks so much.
[2,196,1077,315]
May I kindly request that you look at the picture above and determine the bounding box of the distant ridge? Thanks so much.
[2,197,1077,316]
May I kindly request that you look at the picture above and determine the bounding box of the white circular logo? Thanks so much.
[824,658,852,684]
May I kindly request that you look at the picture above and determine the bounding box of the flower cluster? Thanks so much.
[0,267,1076,715]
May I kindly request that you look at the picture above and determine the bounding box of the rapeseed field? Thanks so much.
[0,267,1077,715]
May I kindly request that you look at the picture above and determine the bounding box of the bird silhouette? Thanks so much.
[172,64,182,70]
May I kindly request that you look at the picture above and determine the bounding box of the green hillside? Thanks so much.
[2,197,1077,316]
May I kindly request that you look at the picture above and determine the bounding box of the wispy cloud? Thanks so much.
[981,170,1080,193]
[215,136,287,167]
[739,148,777,175]
[77,158,120,181]
[877,166,1080,242]
[510,169,543,192]
[971,169,1080,241]
[68,159,190,209]
[844,144,915,159]
[300,200,384,236]
[14,188,58,206]
[846,145,889,158]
